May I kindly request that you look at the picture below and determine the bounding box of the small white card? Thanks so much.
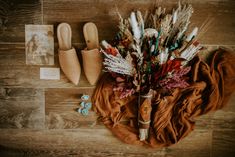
[40,67,60,80]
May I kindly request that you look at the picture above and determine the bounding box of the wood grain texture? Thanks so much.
[0,129,165,157]
[0,44,91,88]
[43,0,235,45]
[1,44,232,88]
[0,88,44,129]
[45,88,97,129]
[0,0,235,156]
[166,129,212,157]
[0,0,42,43]
[45,87,214,130]
[212,130,235,157]
[0,65,91,88]
[0,128,212,157]
[194,113,213,129]
[212,93,235,129]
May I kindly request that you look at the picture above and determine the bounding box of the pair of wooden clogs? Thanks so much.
[57,22,102,85]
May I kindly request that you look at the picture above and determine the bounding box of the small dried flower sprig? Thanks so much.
[101,40,135,76]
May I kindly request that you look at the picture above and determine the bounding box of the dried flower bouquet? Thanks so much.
[101,2,202,141]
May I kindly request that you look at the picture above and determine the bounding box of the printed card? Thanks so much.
[40,68,60,80]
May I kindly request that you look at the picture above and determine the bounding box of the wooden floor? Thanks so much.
[0,0,235,156]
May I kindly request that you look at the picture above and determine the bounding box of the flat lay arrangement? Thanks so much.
[18,0,235,149]
[1,0,235,155]
[18,2,235,148]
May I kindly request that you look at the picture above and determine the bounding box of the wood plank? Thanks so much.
[45,88,98,129]
[0,129,166,157]
[45,87,217,129]
[0,44,92,88]
[43,45,235,130]
[212,93,235,129]
[0,44,26,66]
[166,129,212,157]
[1,44,233,88]
[0,43,85,66]
[0,128,213,157]
[0,88,44,129]
[195,113,213,129]
[0,129,211,157]
[43,0,153,45]
[212,130,235,157]
[0,65,92,88]
[43,0,235,45]
[0,0,235,157]
[0,0,42,43]
[0,0,234,44]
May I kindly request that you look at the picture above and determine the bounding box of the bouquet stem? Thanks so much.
[138,89,153,141]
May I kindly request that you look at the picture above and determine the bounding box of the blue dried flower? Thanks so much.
[81,95,89,101]
[81,108,89,116]
[85,102,92,110]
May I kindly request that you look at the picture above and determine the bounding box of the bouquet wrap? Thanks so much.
[138,90,153,141]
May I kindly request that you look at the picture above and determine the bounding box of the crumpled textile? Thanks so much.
[92,48,235,148]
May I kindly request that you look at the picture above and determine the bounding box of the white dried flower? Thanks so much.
[186,27,198,42]
[130,12,141,40]
[172,10,178,24]
[101,49,135,76]
[159,48,169,65]
[144,28,158,38]
[180,41,201,62]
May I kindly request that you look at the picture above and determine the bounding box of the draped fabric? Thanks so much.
[92,48,235,148]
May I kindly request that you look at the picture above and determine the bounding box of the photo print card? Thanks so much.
[25,25,54,65]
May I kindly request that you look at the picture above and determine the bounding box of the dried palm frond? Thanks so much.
[160,14,172,45]
[174,3,194,41]
[116,8,133,42]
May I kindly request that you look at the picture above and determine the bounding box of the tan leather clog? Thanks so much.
[82,22,102,85]
[57,23,81,85]
[83,22,99,50]
[81,48,102,85]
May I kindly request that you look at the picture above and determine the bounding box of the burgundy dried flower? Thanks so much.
[120,88,135,99]
[159,66,191,90]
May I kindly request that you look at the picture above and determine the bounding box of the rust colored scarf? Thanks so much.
[92,48,235,148]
